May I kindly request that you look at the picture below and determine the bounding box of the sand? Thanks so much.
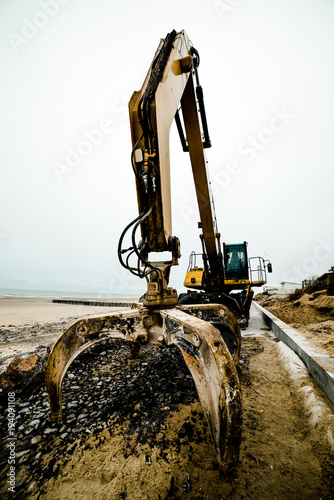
[0,298,131,369]
[1,300,334,498]
[1,308,333,499]
[255,291,334,356]
[0,298,131,327]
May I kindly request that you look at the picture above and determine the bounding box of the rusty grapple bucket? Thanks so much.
[45,303,242,471]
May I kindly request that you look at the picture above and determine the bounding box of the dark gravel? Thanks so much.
[0,335,199,499]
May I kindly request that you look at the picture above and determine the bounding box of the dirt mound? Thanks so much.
[255,290,334,356]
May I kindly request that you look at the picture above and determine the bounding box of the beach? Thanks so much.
[1,300,334,498]
[0,297,133,369]
[0,297,133,327]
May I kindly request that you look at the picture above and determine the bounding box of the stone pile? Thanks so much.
[0,337,199,498]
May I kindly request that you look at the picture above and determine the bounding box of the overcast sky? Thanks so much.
[0,0,333,297]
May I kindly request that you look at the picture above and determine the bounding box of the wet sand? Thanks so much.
[0,298,132,327]
[0,298,133,367]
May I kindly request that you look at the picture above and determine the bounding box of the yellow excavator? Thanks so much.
[121,29,271,325]
[45,29,271,472]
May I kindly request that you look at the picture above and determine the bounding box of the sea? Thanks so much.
[0,288,135,300]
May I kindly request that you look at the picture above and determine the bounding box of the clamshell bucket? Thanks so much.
[45,303,242,471]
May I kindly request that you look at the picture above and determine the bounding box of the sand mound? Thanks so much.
[255,290,334,356]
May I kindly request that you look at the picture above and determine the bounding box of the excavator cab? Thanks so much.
[223,242,249,282]
[183,240,271,325]
[184,241,271,292]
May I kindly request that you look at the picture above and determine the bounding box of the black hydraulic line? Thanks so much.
[199,234,209,274]
[196,85,211,149]
[190,45,211,150]
[131,205,153,265]
[123,184,162,281]
[191,46,200,71]
[174,45,211,152]
[175,109,189,152]
[125,248,137,272]
[137,98,150,150]
[118,212,144,257]
[121,238,149,279]
[132,225,163,281]
[118,210,146,276]
[138,30,177,154]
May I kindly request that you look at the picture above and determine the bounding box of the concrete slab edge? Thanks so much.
[253,301,334,407]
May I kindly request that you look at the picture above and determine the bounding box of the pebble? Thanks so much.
[44,427,57,435]
[15,450,30,458]
[28,419,41,427]
[31,435,42,445]
[67,402,78,409]
[18,407,31,414]
[28,481,36,491]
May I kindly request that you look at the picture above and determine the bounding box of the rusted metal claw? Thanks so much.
[161,306,242,471]
[45,304,242,471]
[45,308,148,421]
[177,304,241,365]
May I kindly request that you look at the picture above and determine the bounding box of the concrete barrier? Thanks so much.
[253,301,334,406]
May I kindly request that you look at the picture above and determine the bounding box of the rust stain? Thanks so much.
[18,355,38,372]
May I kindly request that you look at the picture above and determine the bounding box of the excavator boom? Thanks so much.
[121,29,225,308]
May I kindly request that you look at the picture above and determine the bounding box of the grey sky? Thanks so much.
[0,0,333,296]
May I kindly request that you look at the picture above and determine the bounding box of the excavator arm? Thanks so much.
[119,29,224,307]
[120,29,271,316]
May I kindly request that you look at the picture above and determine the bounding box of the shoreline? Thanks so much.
[0,298,134,370]
[0,297,135,327]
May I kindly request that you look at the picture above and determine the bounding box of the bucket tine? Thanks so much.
[45,309,142,421]
[161,308,242,471]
